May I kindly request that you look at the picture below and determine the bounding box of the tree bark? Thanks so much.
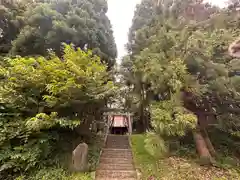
[141,104,146,132]
[198,114,216,157]
[140,85,147,133]
[193,128,212,160]
[202,128,216,156]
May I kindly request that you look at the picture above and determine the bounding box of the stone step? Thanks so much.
[99,157,133,164]
[102,152,133,160]
[102,149,132,153]
[106,139,129,143]
[105,144,130,149]
[105,135,130,149]
[97,162,134,170]
[96,170,137,179]
[106,140,130,143]
[101,153,132,159]
[107,135,129,140]
[102,148,132,152]
[101,149,133,157]
[106,141,130,145]
[107,136,129,140]
[95,135,136,180]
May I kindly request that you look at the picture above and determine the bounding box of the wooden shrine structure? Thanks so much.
[103,109,133,135]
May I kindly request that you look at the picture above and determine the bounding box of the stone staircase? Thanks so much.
[95,135,137,180]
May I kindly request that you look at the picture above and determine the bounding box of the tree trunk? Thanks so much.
[145,109,151,131]
[140,85,146,133]
[140,111,146,133]
[136,120,144,133]
[198,114,216,157]
[139,89,146,133]
[202,128,216,156]
[192,128,212,160]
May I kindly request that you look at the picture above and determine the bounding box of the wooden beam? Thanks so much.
[103,112,134,116]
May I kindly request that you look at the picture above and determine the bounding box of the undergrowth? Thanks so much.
[12,131,103,180]
[131,134,240,180]
[16,169,92,180]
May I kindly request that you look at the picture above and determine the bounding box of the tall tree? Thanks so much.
[0,0,27,55]
[123,0,240,160]
[0,0,117,68]
[0,45,116,176]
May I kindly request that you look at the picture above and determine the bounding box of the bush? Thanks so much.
[16,168,92,180]
[0,45,114,178]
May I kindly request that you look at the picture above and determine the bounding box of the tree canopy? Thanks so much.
[0,0,117,178]
[1,0,240,178]
[121,0,240,161]
[0,0,117,68]
[0,44,116,177]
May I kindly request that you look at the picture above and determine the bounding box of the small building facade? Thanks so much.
[104,111,133,135]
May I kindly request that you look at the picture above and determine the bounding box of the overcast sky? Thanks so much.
[106,0,227,62]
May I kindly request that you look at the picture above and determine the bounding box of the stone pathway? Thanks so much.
[95,135,137,180]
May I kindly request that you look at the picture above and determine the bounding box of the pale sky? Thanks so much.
[107,0,227,62]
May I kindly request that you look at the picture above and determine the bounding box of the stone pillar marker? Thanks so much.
[72,143,88,172]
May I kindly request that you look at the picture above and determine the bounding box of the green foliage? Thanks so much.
[17,168,92,180]
[0,0,26,55]
[0,123,56,174]
[123,0,240,161]
[0,44,114,115]
[0,0,117,67]
[151,101,197,137]
[130,134,159,176]
[144,132,168,158]
[26,112,80,131]
[87,134,104,171]
[0,1,116,179]
[0,45,114,178]
[131,134,240,180]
